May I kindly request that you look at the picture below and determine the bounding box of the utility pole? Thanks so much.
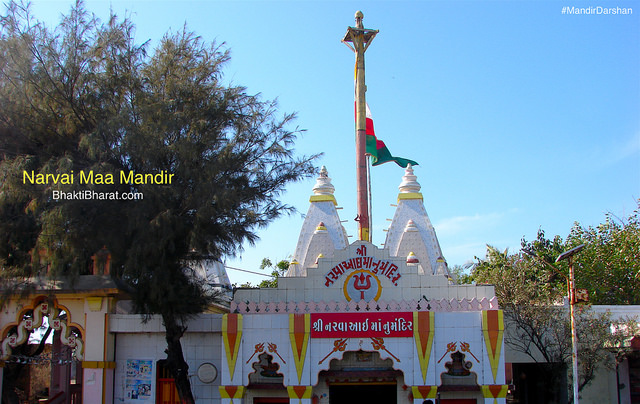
[342,11,378,242]
[556,244,585,404]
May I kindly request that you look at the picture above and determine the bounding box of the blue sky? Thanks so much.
[27,1,639,285]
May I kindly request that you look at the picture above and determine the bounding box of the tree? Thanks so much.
[0,2,317,402]
[257,258,289,288]
[234,258,289,288]
[448,263,474,285]
[519,203,640,305]
[566,206,640,305]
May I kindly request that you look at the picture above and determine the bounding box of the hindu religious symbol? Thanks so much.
[343,269,382,301]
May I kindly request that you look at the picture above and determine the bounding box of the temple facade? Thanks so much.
[221,166,507,404]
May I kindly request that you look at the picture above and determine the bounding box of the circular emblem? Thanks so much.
[197,363,217,383]
[343,269,382,301]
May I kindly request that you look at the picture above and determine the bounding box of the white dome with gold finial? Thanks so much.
[286,167,348,277]
[312,166,335,196]
[385,166,450,278]
[398,164,421,194]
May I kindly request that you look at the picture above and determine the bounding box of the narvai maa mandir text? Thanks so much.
[22,170,175,185]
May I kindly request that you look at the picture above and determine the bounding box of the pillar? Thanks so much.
[82,296,116,404]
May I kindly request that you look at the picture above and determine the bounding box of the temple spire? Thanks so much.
[343,11,378,242]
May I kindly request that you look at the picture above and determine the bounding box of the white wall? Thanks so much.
[578,360,619,404]
[111,314,223,404]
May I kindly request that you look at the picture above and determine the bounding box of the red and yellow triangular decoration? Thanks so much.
[222,314,243,380]
[413,311,435,383]
[289,313,310,384]
[411,385,437,400]
[287,385,312,403]
[482,384,508,404]
[482,310,504,383]
[219,385,245,404]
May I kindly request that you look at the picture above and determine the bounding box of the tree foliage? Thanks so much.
[0,2,317,402]
[448,264,474,285]
[257,258,289,288]
[566,209,640,305]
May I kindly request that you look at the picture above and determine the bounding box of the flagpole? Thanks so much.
[367,154,373,243]
[343,10,378,242]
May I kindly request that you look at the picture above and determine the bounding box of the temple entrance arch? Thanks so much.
[317,350,404,404]
[1,296,85,362]
[0,296,84,403]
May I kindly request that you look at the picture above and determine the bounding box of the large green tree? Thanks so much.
[520,204,640,305]
[0,2,317,402]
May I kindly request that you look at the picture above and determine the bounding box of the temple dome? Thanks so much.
[182,257,233,302]
[286,167,348,276]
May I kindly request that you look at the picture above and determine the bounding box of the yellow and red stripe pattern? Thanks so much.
[222,314,243,381]
[287,385,312,403]
[219,385,245,404]
[482,384,508,404]
[482,310,504,383]
[411,385,438,400]
[289,313,310,384]
[413,311,435,384]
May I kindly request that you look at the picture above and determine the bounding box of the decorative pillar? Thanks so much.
[413,311,435,385]
[287,385,312,404]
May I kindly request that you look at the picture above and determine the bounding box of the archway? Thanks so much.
[1,297,84,403]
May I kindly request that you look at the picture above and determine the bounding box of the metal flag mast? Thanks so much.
[342,11,378,242]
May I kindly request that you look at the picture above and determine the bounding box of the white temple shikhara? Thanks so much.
[385,164,450,278]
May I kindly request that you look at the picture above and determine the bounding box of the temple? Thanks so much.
[224,165,506,404]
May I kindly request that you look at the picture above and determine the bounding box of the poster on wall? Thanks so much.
[125,359,153,401]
